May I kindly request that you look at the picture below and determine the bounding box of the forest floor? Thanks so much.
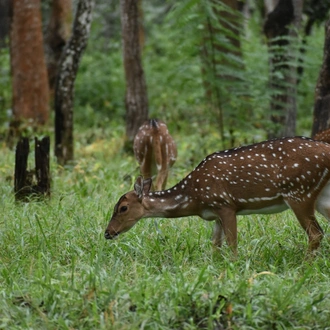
[1,123,330,329]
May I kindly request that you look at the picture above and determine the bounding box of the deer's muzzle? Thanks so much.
[104,230,119,240]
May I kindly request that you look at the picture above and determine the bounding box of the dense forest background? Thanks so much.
[0,0,329,155]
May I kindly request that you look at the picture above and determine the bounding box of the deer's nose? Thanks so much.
[104,230,119,240]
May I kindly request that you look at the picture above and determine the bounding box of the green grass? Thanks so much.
[1,125,330,329]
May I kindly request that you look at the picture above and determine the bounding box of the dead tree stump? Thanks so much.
[14,137,30,200]
[14,136,51,201]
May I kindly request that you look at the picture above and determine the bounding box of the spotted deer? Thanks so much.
[133,119,177,191]
[314,128,330,144]
[105,137,330,254]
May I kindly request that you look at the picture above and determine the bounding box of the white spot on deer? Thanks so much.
[175,195,183,201]
[305,157,310,162]
[293,163,299,168]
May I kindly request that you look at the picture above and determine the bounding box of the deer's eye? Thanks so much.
[120,205,128,213]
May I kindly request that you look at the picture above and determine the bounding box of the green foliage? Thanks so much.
[72,0,325,146]
[0,48,11,129]
[0,0,326,144]
[74,50,125,120]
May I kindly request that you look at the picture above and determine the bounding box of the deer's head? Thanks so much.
[104,177,152,239]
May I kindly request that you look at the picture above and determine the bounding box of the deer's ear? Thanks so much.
[134,176,152,200]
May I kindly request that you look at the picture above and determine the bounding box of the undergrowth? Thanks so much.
[1,123,330,329]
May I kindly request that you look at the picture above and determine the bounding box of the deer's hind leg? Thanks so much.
[139,146,154,182]
[285,198,324,252]
[316,181,330,221]
[214,208,238,254]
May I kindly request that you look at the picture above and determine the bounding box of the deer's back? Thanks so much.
[177,137,330,209]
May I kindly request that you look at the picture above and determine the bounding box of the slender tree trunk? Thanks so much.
[46,0,72,95]
[284,0,302,136]
[264,0,278,14]
[0,0,11,47]
[137,0,145,49]
[14,137,30,200]
[312,19,330,137]
[35,136,51,196]
[120,0,149,143]
[54,0,94,165]
[10,0,49,131]
[264,0,302,138]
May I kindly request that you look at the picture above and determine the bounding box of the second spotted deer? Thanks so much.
[133,119,177,191]
[106,136,330,255]
[314,128,330,144]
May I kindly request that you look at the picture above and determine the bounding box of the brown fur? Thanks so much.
[133,119,177,191]
[106,137,330,255]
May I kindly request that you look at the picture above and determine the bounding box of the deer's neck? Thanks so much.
[143,185,196,218]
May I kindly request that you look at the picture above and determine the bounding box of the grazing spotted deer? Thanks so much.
[314,128,330,144]
[105,136,330,254]
[133,119,177,191]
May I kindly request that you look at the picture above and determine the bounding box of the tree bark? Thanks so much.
[14,136,51,200]
[10,0,50,129]
[312,20,330,137]
[35,136,50,196]
[264,0,302,138]
[284,0,302,136]
[14,137,30,200]
[46,0,72,94]
[0,0,11,47]
[54,0,94,165]
[120,0,149,143]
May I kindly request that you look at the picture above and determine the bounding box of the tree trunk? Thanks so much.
[35,136,50,196]
[312,19,330,137]
[120,0,149,143]
[54,0,94,165]
[46,0,72,95]
[14,137,30,200]
[284,0,302,136]
[264,0,278,14]
[14,136,50,201]
[0,0,11,47]
[264,0,302,138]
[10,0,50,131]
